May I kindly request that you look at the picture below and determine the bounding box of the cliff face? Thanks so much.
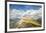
[15,16,41,28]
[10,8,42,28]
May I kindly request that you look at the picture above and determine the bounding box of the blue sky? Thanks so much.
[9,4,42,19]
[10,4,41,10]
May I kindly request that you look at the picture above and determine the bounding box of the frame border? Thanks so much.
[5,1,45,33]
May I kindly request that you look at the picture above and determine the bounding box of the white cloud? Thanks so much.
[10,9,25,19]
[10,8,42,20]
[30,8,42,19]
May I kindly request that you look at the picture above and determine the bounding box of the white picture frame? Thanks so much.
[6,1,45,32]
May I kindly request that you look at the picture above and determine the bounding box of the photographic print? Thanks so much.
[7,2,44,32]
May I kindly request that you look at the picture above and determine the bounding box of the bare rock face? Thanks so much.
[15,16,41,28]
[10,8,42,28]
